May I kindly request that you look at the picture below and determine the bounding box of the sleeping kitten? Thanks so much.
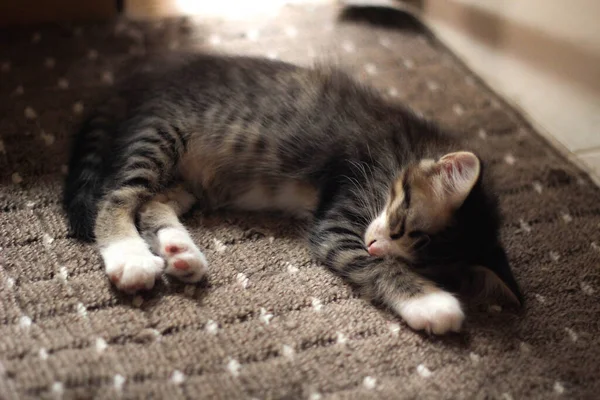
[64,53,522,335]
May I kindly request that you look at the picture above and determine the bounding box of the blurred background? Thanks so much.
[2,0,599,183]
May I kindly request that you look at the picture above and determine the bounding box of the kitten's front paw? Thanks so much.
[396,291,465,335]
[158,228,208,283]
[101,239,165,293]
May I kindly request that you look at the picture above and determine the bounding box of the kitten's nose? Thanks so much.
[367,240,379,256]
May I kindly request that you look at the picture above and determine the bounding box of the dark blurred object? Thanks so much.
[339,5,427,33]
[0,0,118,27]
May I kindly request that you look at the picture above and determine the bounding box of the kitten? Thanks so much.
[64,53,522,335]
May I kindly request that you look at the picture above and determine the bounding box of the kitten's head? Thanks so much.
[364,151,522,305]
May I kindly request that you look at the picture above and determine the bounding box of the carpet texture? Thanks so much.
[1,3,599,399]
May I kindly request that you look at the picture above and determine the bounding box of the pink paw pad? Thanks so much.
[173,259,189,271]
[165,245,185,255]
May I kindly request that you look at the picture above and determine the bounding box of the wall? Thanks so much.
[411,0,600,184]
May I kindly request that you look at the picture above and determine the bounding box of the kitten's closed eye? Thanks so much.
[409,231,430,250]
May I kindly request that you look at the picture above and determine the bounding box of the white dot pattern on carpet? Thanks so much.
[580,282,594,295]
[227,358,241,377]
[205,320,219,334]
[519,219,532,233]
[77,303,88,318]
[170,370,185,384]
[260,308,274,325]
[282,345,295,359]
[95,338,108,354]
[39,348,49,360]
[114,374,126,391]
[336,332,348,345]
[564,327,578,342]
[504,154,516,165]
[416,364,432,378]
[19,316,32,329]
[51,382,63,399]
[236,273,249,289]
[213,238,227,252]
[363,376,377,389]
[311,297,323,312]
[24,107,38,119]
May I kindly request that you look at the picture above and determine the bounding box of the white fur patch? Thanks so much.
[396,291,464,335]
[101,238,165,292]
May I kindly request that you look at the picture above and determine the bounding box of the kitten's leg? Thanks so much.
[138,185,208,283]
[310,201,464,335]
[94,118,184,293]
[95,187,166,293]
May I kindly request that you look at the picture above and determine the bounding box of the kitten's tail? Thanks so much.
[63,113,115,241]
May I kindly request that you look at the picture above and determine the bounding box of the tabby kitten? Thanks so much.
[64,53,522,335]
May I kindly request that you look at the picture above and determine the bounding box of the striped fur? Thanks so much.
[64,53,522,334]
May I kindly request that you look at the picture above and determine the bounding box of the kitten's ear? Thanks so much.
[474,245,523,307]
[433,151,481,208]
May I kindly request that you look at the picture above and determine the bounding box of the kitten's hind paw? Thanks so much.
[396,290,465,335]
[102,238,165,293]
[158,227,208,283]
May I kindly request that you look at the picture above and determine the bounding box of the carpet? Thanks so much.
[1,2,599,399]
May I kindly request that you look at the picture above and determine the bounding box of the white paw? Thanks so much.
[396,291,465,335]
[157,227,208,283]
[101,238,165,293]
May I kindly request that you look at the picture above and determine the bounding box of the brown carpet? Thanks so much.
[1,3,599,399]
